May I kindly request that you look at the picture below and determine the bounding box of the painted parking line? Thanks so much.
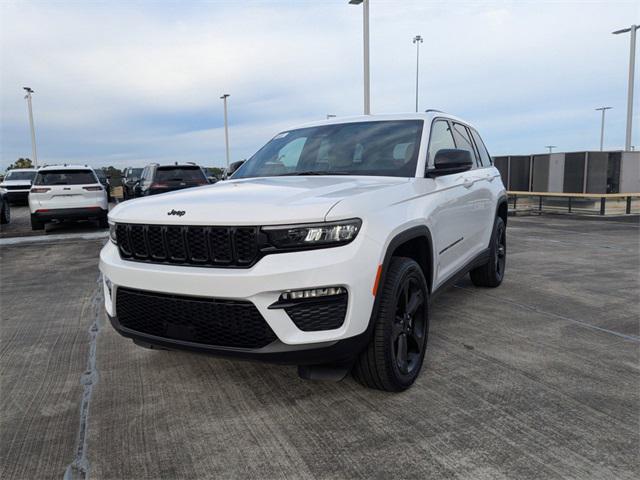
[0,231,108,246]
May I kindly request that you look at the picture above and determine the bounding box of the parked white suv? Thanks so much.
[0,168,37,204]
[100,113,507,391]
[29,165,108,230]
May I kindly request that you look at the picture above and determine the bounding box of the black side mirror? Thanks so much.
[427,149,473,177]
[227,160,245,177]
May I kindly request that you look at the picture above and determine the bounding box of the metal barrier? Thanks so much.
[508,191,640,216]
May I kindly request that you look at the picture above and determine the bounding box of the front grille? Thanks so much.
[115,224,260,267]
[5,185,29,190]
[285,295,348,332]
[116,287,278,349]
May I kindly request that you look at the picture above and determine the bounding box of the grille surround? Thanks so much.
[284,294,348,332]
[116,287,278,349]
[115,223,261,268]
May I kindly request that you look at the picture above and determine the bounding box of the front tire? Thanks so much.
[30,214,44,231]
[0,199,10,224]
[470,216,506,288]
[353,257,429,392]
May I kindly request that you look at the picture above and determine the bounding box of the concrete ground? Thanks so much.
[1,216,638,479]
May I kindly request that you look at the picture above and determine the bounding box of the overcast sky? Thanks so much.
[1,0,638,170]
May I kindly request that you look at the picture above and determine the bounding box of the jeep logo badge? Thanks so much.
[167,209,186,217]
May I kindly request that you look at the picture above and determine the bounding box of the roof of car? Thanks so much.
[292,112,470,131]
[7,168,37,172]
[38,165,95,171]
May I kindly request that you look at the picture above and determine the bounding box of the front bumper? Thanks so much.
[99,232,382,361]
[6,190,29,203]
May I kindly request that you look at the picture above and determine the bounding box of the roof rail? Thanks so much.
[424,109,444,113]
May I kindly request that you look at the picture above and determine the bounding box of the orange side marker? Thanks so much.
[372,264,383,297]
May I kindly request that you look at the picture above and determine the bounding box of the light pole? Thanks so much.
[613,25,639,151]
[23,87,38,168]
[413,35,423,112]
[595,106,612,151]
[220,94,230,170]
[545,145,557,154]
[349,0,370,115]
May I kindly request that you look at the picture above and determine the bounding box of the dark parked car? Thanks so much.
[122,167,142,200]
[0,188,10,224]
[94,169,112,202]
[133,163,209,197]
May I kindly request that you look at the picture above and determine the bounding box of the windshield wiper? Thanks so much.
[279,170,352,176]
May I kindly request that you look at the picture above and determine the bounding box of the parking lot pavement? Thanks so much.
[1,216,638,479]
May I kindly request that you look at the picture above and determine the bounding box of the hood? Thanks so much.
[110,176,408,225]
[0,180,32,188]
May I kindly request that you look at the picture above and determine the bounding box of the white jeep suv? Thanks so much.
[29,165,109,230]
[100,113,507,391]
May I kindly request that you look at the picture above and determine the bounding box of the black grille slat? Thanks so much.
[130,225,148,258]
[166,226,187,262]
[116,287,277,349]
[115,223,261,267]
[209,228,233,264]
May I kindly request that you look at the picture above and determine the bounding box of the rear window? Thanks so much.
[155,167,205,182]
[6,171,36,181]
[35,170,97,185]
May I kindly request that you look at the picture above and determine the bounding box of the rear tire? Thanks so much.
[470,216,506,288]
[0,199,10,224]
[353,257,429,392]
[30,214,44,231]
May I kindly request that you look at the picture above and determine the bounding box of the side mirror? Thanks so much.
[427,149,473,177]
[207,176,217,184]
[227,160,245,177]
[133,181,141,195]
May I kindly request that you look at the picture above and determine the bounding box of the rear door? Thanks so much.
[32,169,104,209]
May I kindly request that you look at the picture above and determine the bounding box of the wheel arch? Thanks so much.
[496,195,508,226]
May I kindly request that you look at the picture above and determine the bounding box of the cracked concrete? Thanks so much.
[0,216,638,479]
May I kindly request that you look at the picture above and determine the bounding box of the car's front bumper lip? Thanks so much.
[99,232,381,347]
[107,313,370,365]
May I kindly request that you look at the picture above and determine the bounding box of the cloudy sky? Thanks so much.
[1,0,638,170]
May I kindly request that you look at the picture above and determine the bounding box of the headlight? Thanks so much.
[262,219,361,250]
[109,222,117,244]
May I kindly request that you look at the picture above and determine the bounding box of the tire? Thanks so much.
[0,199,10,224]
[353,257,430,392]
[470,216,506,288]
[30,214,44,231]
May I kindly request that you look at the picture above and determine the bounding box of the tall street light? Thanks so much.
[595,106,613,151]
[23,87,38,168]
[220,94,230,170]
[545,145,557,154]
[349,0,370,115]
[413,35,423,112]
[613,25,639,151]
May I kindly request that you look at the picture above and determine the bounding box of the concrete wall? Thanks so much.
[620,152,640,193]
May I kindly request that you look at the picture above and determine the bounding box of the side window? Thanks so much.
[452,123,478,167]
[470,129,493,167]
[427,120,456,166]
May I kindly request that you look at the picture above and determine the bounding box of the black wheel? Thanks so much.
[470,216,506,288]
[0,199,10,224]
[353,257,429,392]
[30,214,44,231]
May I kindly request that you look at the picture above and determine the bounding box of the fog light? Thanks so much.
[280,287,346,301]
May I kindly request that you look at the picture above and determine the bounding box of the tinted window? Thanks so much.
[452,123,478,166]
[127,168,142,177]
[155,167,206,182]
[427,120,456,166]
[6,171,36,181]
[35,170,97,185]
[470,129,492,167]
[234,121,423,178]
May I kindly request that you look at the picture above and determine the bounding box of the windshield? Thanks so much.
[35,170,97,185]
[233,120,423,179]
[128,168,142,177]
[6,171,36,181]
[155,167,206,182]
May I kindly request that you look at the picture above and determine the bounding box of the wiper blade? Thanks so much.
[280,170,352,176]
